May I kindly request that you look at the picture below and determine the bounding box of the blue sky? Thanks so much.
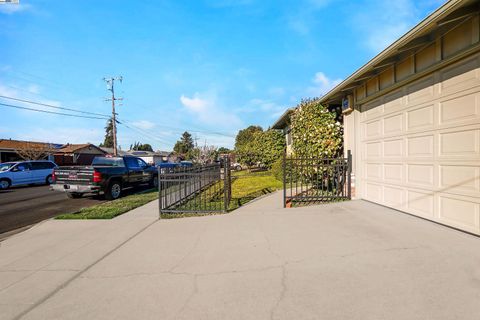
[0,0,445,150]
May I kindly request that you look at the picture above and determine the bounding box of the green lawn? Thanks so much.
[162,170,283,218]
[229,170,282,208]
[55,189,158,220]
[56,170,283,220]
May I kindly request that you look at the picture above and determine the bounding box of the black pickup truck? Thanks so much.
[51,156,158,200]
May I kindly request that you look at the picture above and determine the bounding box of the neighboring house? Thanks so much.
[0,139,61,163]
[128,150,173,165]
[54,144,107,166]
[319,0,480,235]
[99,147,130,157]
[271,108,294,156]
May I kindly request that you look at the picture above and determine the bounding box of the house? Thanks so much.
[54,144,107,166]
[99,147,130,157]
[271,108,295,155]
[0,139,61,163]
[128,150,173,165]
[319,0,480,235]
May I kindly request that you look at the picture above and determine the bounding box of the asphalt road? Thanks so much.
[0,185,106,237]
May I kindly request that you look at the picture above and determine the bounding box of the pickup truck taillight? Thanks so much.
[93,170,102,183]
[51,170,56,182]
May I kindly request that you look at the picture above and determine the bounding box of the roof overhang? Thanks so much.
[271,108,294,129]
[319,0,478,105]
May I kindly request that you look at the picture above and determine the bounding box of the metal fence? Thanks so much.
[159,157,231,215]
[283,150,352,207]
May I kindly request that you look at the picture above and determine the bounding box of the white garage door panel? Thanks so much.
[438,195,480,233]
[360,53,480,235]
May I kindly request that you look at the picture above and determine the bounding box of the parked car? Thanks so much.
[232,162,242,171]
[0,160,57,189]
[51,156,157,200]
[179,161,193,167]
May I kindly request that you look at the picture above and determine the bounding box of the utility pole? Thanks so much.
[103,76,123,156]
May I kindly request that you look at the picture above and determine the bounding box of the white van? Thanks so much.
[0,160,57,189]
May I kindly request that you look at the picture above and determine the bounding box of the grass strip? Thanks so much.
[55,189,158,219]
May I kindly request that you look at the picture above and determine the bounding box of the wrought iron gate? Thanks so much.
[159,157,231,215]
[283,150,352,207]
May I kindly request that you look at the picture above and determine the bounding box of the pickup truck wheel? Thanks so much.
[46,175,53,185]
[0,179,11,189]
[105,181,122,200]
[66,192,82,199]
[149,175,158,189]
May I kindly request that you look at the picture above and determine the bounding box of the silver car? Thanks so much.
[0,160,57,189]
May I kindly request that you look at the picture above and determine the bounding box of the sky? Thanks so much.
[0,0,446,150]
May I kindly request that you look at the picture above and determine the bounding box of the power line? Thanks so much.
[116,120,173,146]
[2,69,100,96]
[0,95,110,118]
[0,102,109,120]
[117,116,235,139]
[116,118,177,142]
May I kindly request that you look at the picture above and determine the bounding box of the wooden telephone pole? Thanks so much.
[103,76,123,156]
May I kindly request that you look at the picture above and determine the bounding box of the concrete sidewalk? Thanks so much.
[1,192,480,319]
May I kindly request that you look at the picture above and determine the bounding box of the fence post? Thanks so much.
[158,166,162,219]
[283,149,287,208]
[223,155,230,213]
[347,149,352,200]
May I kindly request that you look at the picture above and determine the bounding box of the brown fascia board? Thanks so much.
[319,0,467,104]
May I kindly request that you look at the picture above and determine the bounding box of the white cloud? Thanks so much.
[179,91,243,128]
[306,72,342,97]
[0,84,18,98]
[235,98,286,119]
[0,3,31,15]
[27,84,40,94]
[0,82,63,115]
[131,120,155,130]
[180,93,208,113]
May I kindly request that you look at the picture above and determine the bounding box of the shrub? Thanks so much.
[271,157,284,182]
[235,128,285,169]
[290,98,343,158]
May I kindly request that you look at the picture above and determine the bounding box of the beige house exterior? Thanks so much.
[320,0,480,235]
[272,108,294,155]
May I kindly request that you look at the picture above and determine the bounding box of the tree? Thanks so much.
[99,119,114,148]
[15,142,55,161]
[251,129,285,168]
[235,129,285,169]
[290,98,343,157]
[194,145,218,165]
[173,131,195,159]
[129,141,153,152]
[234,125,263,150]
[217,147,231,154]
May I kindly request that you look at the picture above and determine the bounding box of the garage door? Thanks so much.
[360,53,480,235]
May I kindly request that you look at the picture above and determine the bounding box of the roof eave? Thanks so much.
[319,0,466,104]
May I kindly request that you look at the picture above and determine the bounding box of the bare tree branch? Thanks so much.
[14,142,55,161]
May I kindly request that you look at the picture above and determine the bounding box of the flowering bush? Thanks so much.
[290,98,343,157]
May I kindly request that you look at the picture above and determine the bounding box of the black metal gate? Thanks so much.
[159,157,231,215]
[283,150,352,207]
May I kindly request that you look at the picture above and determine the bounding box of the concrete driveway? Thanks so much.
[1,191,479,319]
